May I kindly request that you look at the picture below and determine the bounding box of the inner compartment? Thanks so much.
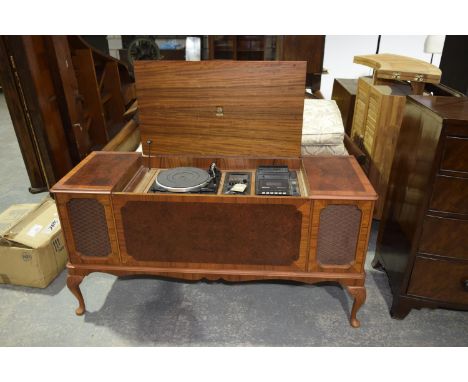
[123,162,309,197]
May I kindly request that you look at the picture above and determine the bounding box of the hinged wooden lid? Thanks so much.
[134,61,306,158]
[353,53,441,84]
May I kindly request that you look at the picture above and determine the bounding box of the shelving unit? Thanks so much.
[208,36,270,60]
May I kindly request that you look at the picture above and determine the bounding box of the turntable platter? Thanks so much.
[156,167,211,193]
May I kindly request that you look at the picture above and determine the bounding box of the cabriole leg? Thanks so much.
[66,274,86,315]
[345,286,366,328]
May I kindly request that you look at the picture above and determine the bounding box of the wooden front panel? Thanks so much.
[441,136,468,173]
[55,193,121,265]
[112,193,311,272]
[429,175,468,215]
[419,215,468,261]
[308,200,374,273]
[408,256,468,305]
[134,61,306,158]
[351,77,371,142]
[367,92,407,219]
[363,88,381,154]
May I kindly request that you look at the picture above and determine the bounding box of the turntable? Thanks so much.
[149,163,221,194]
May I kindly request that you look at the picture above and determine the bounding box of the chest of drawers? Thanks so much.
[374,95,468,318]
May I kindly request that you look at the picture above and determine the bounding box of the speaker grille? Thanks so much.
[316,205,361,265]
[67,198,111,257]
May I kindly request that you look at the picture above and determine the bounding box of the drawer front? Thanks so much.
[441,136,468,173]
[429,175,468,214]
[445,123,468,138]
[408,256,468,305]
[419,215,468,261]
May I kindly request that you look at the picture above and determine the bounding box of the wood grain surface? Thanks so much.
[301,156,377,200]
[51,151,141,193]
[375,94,468,319]
[354,53,441,83]
[134,61,306,158]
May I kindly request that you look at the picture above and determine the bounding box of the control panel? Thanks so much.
[222,172,251,195]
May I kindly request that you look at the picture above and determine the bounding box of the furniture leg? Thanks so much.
[345,286,366,328]
[67,274,86,316]
[390,298,412,319]
[371,255,385,271]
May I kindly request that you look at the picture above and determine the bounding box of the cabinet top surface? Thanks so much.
[133,60,306,158]
[354,54,441,83]
[409,95,468,121]
[302,156,377,200]
[51,152,377,200]
[51,152,141,193]
[334,78,358,94]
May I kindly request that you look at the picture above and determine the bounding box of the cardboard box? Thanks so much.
[0,197,68,288]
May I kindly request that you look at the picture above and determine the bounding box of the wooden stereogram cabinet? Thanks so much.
[51,61,377,327]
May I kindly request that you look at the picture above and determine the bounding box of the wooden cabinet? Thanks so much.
[208,36,272,60]
[276,36,325,92]
[351,76,411,218]
[374,95,468,319]
[350,54,442,219]
[51,61,377,328]
[207,35,325,92]
[331,78,358,136]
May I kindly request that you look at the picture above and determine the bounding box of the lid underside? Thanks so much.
[134,61,307,158]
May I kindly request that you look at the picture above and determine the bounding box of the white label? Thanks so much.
[26,224,42,237]
[231,183,247,193]
[41,218,60,235]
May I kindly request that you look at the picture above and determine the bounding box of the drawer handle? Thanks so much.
[463,280,468,292]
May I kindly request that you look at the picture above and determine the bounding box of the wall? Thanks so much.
[321,35,443,99]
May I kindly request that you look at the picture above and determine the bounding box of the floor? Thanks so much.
[0,92,467,346]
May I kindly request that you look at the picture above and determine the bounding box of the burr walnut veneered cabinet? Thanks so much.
[51,61,377,328]
[350,54,442,219]
[374,95,468,318]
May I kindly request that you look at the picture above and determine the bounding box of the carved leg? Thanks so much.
[345,286,366,328]
[371,255,384,271]
[67,274,85,316]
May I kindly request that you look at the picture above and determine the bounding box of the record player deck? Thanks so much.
[150,163,221,194]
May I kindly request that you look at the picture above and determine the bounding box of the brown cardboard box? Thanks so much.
[0,197,68,288]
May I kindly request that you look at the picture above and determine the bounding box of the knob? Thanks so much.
[463,279,468,292]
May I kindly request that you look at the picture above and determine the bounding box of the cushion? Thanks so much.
[302,99,345,146]
[301,143,348,156]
